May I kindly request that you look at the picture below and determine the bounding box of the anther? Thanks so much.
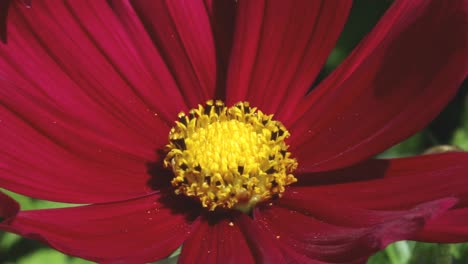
[171,138,186,150]
[164,101,297,211]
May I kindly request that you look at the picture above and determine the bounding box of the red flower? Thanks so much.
[1,0,468,263]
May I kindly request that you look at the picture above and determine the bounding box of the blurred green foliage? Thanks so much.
[1,0,467,263]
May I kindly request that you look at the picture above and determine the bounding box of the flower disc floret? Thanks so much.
[164,100,298,211]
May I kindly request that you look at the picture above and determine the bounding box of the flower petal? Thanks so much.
[417,208,468,243]
[0,1,176,203]
[203,0,236,98]
[93,0,190,123]
[0,191,19,223]
[237,213,331,264]
[236,213,288,263]
[291,0,468,171]
[0,1,30,42]
[0,194,193,263]
[0,0,11,43]
[130,0,217,106]
[295,153,468,210]
[0,103,164,203]
[256,197,455,263]
[2,1,181,127]
[63,0,188,124]
[179,214,255,264]
[226,0,351,117]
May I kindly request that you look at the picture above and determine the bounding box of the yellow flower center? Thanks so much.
[164,100,297,211]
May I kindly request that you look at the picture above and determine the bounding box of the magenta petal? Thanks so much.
[2,1,178,131]
[62,0,188,125]
[295,153,468,210]
[93,0,189,123]
[0,191,19,223]
[236,213,288,263]
[237,213,331,263]
[0,194,193,263]
[0,0,11,42]
[290,0,468,171]
[0,1,29,43]
[203,0,236,64]
[203,0,236,97]
[256,198,455,263]
[0,105,160,203]
[0,1,182,203]
[417,208,468,243]
[179,215,255,264]
[182,213,319,263]
[226,0,351,117]
[130,0,217,107]
[1,1,174,149]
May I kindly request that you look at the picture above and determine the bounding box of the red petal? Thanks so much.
[417,208,468,243]
[63,0,188,124]
[93,0,190,122]
[0,1,179,203]
[0,105,163,203]
[0,0,11,43]
[179,214,255,264]
[290,0,468,171]
[0,191,19,223]
[130,0,217,107]
[0,194,193,263]
[0,1,29,43]
[203,0,236,98]
[237,212,329,264]
[182,213,325,263]
[2,1,182,126]
[295,153,468,210]
[226,0,351,117]
[236,213,288,263]
[256,197,455,262]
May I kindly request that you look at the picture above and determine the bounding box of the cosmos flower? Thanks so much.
[0,0,468,263]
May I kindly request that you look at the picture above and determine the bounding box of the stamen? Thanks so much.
[164,101,297,211]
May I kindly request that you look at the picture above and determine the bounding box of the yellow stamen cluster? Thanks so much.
[164,100,297,211]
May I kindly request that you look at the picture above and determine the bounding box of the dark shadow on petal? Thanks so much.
[0,191,19,224]
[0,0,12,43]
[208,0,236,100]
[156,192,201,223]
[146,150,173,191]
[200,209,241,226]
[0,0,32,43]
[146,153,201,222]
[295,159,390,186]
